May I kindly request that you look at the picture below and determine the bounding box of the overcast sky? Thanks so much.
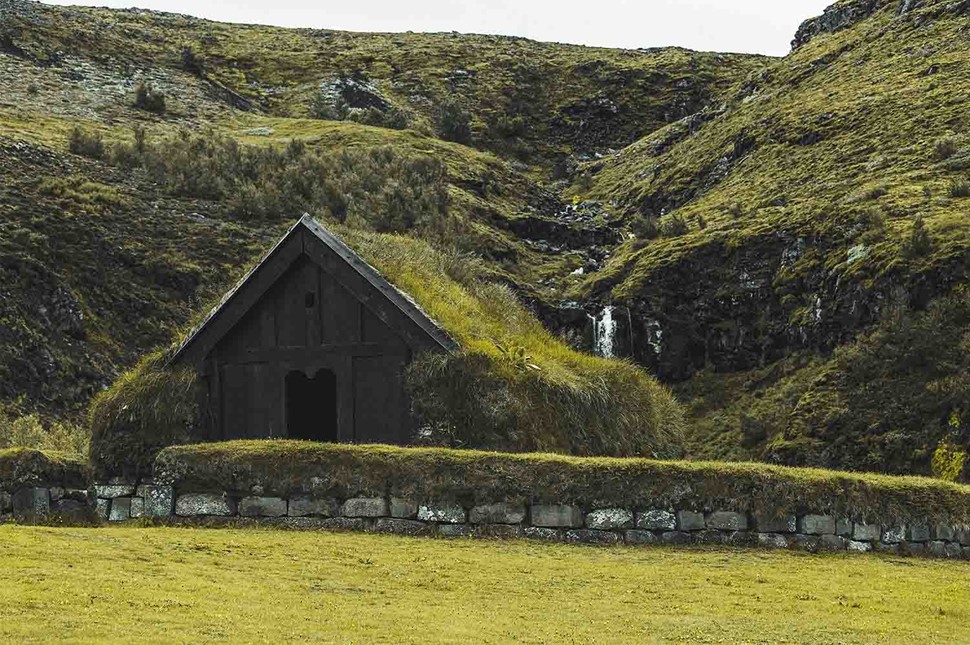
[41,0,834,56]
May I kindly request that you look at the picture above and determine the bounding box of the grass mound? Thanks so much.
[88,352,198,481]
[0,447,90,492]
[155,440,970,525]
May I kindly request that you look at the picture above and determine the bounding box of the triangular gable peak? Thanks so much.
[171,214,458,368]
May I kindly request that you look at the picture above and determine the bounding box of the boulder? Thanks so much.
[239,497,287,518]
[176,493,236,517]
[585,508,633,530]
[754,513,796,534]
[418,504,466,524]
[469,503,526,525]
[636,509,676,531]
[288,497,337,518]
[706,511,748,531]
[530,504,583,528]
[798,515,836,536]
[389,497,418,519]
[341,497,388,518]
[12,487,49,522]
[676,511,706,531]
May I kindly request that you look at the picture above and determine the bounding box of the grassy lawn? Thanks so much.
[0,526,967,643]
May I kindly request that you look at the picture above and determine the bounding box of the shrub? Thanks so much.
[68,126,105,159]
[180,46,204,75]
[0,407,89,459]
[950,177,970,198]
[107,130,451,233]
[902,215,932,259]
[934,136,960,161]
[133,81,166,114]
[660,214,690,238]
[629,214,660,239]
[27,82,39,96]
[435,100,472,144]
[88,352,199,480]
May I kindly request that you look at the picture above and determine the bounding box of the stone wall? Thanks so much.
[94,483,970,559]
[0,486,95,524]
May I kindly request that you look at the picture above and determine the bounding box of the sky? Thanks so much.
[40,0,835,57]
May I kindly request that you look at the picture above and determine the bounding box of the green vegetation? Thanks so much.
[93,229,684,476]
[0,525,967,643]
[0,406,88,459]
[88,352,198,480]
[156,441,970,525]
[0,448,89,491]
[681,292,970,480]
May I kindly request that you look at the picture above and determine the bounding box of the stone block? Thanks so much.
[475,524,522,539]
[848,540,872,553]
[96,498,110,520]
[437,524,473,538]
[693,530,728,545]
[12,487,50,522]
[389,497,418,519]
[881,526,905,544]
[904,542,926,556]
[49,487,65,502]
[933,525,956,542]
[661,531,693,545]
[130,497,145,519]
[636,510,676,531]
[945,543,963,559]
[469,503,526,525]
[52,499,94,523]
[523,527,562,541]
[566,529,621,545]
[676,511,706,531]
[341,497,388,518]
[176,493,236,517]
[819,535,846,551]
[108,497,131,521]
[0,491,11,512]
[928,541,948,558]
[958,527,970,546]
[754,513,796,534]
[288,497,337,518]
[907,525,931,543]
[95,484,136,499]
[874,541,900,555]
[319,517,368,531]
[239,497,287,518]
[143,485,174,518]
[624,530,659,545]
[374,518,428,536]
[706,511,748,531]
[418,504,466,524]
[836,518,853,537]
[728,531,758,548]
[852,523,881,542]
[797,514,836,536]
[794,535,820,552]
[530,504,583,528]
[758,533,790,549]
[585,508,633,530]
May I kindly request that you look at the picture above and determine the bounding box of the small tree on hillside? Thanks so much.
[133,81,166,114]
[435,100,472,144]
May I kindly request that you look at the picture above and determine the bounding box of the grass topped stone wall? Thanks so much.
[0,448,94,523]
[155,441,970,537]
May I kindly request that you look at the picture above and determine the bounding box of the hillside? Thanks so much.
[572,0,970,475]
[3,0,970,478]
[0,1,758,434]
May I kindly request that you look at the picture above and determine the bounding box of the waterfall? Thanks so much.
[592,306,617,358]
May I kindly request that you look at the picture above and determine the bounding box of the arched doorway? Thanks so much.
[285,368,338,442]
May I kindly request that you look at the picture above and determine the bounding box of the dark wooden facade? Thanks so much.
[171,216,456,445]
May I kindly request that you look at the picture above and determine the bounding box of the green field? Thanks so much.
[0,526,967,643]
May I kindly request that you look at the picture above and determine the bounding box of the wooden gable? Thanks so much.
[171,215,456,445]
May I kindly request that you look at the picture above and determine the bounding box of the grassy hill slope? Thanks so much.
[572,0,970,475]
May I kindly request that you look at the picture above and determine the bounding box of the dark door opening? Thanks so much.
[285,368,338,442]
